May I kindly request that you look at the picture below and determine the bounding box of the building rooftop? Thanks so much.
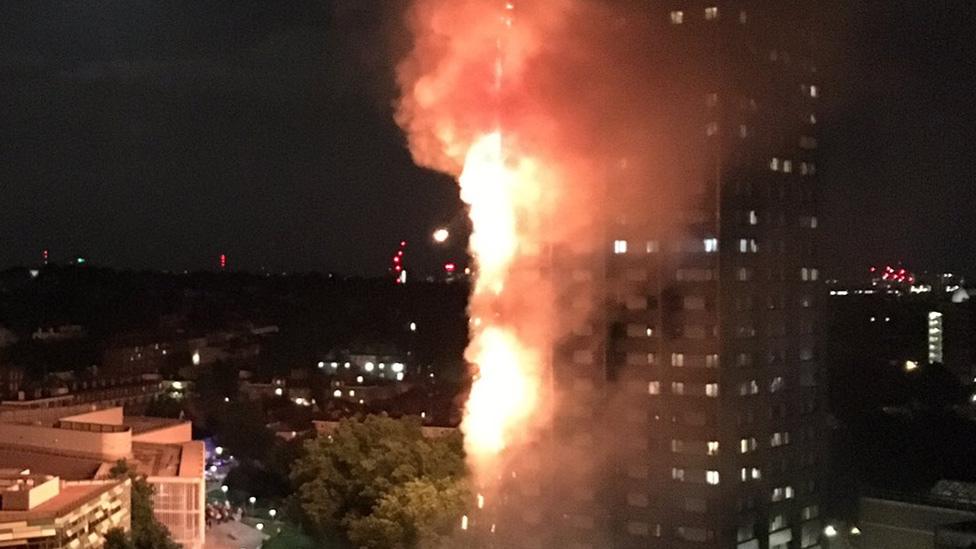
[0,481,120,522]
[0,448,104,481]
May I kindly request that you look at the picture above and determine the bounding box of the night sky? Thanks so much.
[1,1,974,279]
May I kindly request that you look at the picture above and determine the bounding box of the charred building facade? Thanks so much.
[547,4,826,549]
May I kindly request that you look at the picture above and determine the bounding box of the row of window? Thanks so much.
[770,157,818,175]
[623,349,816,369]
[670,7,749,24]
[611,231,817,256]
[648,381,719,397]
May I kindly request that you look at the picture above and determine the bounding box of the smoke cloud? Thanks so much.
[395,0,701,543]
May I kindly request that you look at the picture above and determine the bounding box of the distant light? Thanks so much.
[823,525,838,538]
[28,269,39,279]
[904,360,918,372]
[850,526,861,536]
[477,494,485,509]
[333,389,342,398]
[331,362,339,368]
[171,381,184,390]
[461,515,469,531]
[256,523,264,531]
[364,363,375,372]
[343,362,351,369]
[192,351,201,366]
[396,372,405,381]
[391,363,405,373]
[249,496,256,504]
[349,390,355,397]
[317,361,325,369]
[268,508,277,518]
[75,257,86,264]
[220,485,228,493]
[409,322,417,332]
[274,387,284,397]
[209,465,217,473]
[223,397,230,403]
[433,228,450,243]
[444,262,456,273]
[356,376,363,383]
[215,446,224,456]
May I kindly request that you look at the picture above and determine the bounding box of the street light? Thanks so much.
[268,508,277,518]
[256,523,264,531]
[432,228,449,243]
[220,485,228,494]
[824,524,838,538]
[215,446,224,456]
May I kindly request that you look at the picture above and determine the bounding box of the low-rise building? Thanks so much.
[0,407,205,548]
[0,471,130,548]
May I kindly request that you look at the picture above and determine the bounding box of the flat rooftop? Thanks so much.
[0,482,119,522]
[0,448,103,481]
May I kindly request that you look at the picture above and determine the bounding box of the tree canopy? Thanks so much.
[291,415,469,548]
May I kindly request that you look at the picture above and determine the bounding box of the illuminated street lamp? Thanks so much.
[220,485,228,494]
[268,508,277,518]
[432,228,450,243]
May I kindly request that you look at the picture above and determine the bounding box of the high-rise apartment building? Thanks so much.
[546,4,826,549]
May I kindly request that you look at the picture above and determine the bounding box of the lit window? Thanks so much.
[670,439,684,453]
[648,381,661,395]
[736,353,752,367]
[706,470,720,485]
[782,160,793,173]
[705,354,719,368]
[769,157,780,171]
[672,382,685,395]
[704,7,718,20]
[613,240,628,254]
[769,376,784,393]
[738,238,758,253]
[738,10,747,23]
[672,467,685,481]
[736,267,752,281]
[645,240,659,253]
[809,85,818,98]
[770,431,791,447]
[707,441,719,456]
[740,437,757,453]
[747,210,758,225]
[705,383,719,397]
[670,10,684,24]
[705,92,718,107]
[738,124,749,138]
[751,467,762,480]
[703,237,718,252]
[706,121,719,136]
[671,353,685,367]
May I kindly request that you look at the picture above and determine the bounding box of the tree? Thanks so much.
[109,461,180,549]
[291,415,468,547]
[346,478,469,549]
[104,528,135,549]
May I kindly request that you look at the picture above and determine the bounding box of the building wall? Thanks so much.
[0,422,131,461]
[148,477,204,549]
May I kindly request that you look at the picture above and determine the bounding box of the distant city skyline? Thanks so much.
[1,1,974,277]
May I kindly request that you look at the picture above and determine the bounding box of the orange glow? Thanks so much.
[463,325,540,457]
